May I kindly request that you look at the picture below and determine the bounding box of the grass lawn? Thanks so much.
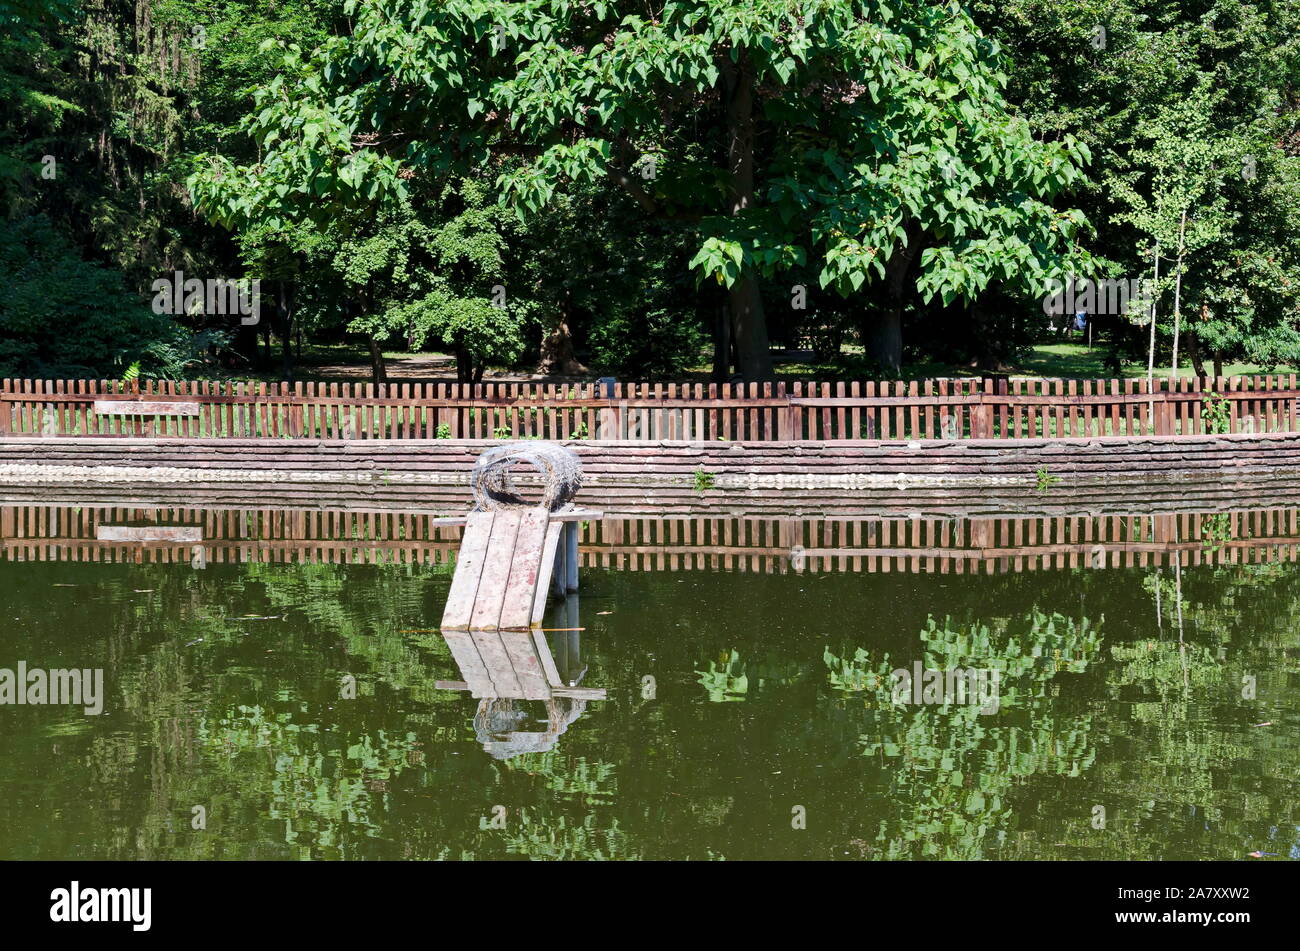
[1014,342,1289,380]
[771,341,1294,382]
[215,338,1295,385]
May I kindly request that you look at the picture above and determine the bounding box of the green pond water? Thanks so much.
[0,532,1297,861]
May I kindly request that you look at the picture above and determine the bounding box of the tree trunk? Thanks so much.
[277,280,294,383]
[232,323,260,368]
[539,305,588,376]
[1188,327,1207,379]
[1146,244,1160,397]
[712,303,731,381]
[968,293,1005,373]
[1213,353,1224,379]
[863,308,903,374]
[729,276,771,380]
[454,346,474,384]
[1170,209,1187,380]
[722,52,773,380]
[862,222,923,374]
[367,336,388,386]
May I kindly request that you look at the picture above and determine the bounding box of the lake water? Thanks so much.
[1,502,1297,860]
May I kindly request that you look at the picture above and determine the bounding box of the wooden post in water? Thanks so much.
[565,521,580,593]
[536,520,565,623]
[551,526,568,598]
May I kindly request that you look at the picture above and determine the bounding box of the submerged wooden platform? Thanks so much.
[439,507,599,631]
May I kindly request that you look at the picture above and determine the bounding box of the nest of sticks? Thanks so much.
[469,442,583,512]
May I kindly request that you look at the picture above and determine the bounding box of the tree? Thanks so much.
[1,0,344,378]
[1107,81,1233,384]
[189,0,1092,378]
[0,214,196,378]
[971,0,1300,375]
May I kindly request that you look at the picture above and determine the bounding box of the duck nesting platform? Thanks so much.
[439,443,598,631]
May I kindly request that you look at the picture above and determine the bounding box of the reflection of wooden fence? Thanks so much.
[3,376,1299,440]
[4,504,1298,574]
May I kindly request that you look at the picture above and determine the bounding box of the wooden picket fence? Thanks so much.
[1,375,1298,441]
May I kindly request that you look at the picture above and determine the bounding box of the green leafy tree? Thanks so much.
[972,0,1300,376]
[266,176,535,383]
[190,0,1092,378]
[1,0,344,378]
[0,215,196,378]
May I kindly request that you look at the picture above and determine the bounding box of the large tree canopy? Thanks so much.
[4,0,1297,382]
[191,0,1093,377]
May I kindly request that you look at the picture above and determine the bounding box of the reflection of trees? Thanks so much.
[497,810,641,860]
[12,552,1300,861]
[498,752,618,804]
[76,558,625,860]
[694,649,808,702]
[0,559,474,859]
[1054,561,1300,860]
[196,704,424,852]
[238,561,457,703]
[824,611,1102,859]
[132,562,458,857]
[449,754,634,858]
[695,650,748,701]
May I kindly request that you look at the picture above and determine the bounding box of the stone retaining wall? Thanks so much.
[2,432,1299,487]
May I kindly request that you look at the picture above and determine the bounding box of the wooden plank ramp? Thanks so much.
[441,507,594,631]
[438,502,606,708]
[440,510,495,629]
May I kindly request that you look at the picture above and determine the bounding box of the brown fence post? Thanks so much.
[970,378,994,439]
[290,381,305,438]
[597,392,619,441]
[777,382,795,441]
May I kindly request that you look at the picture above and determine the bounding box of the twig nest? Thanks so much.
[470,442,583,512]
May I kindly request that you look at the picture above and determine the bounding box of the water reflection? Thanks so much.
[4,500,1299,576]
[437,597,605,759]
[1,492,1298,859]
[824,611,1103,858]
